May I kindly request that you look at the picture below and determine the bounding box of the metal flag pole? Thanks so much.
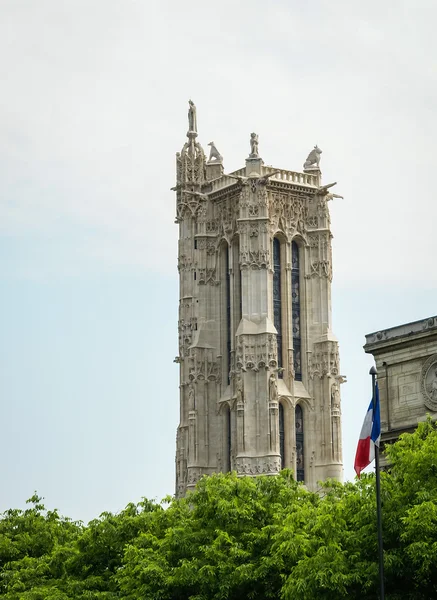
[370,365,385,600]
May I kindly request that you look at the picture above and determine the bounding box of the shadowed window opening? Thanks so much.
[291,241,302,381]
[279,403,285,469]
[225,246,231,384]
[295,404,304,482]
[224,405,231,472]
[273,238,283,376]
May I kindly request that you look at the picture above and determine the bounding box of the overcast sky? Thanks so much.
[1,0,436,522]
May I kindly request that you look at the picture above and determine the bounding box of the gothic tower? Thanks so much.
[174,102,344,497]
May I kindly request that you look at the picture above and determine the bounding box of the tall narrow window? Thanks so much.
[224,405,231,472]
[225,246,231,384]
[291,241,302,381]
[279,403,285,469]
[295,404,304,482]
[232,237,242,332]
[273,238,283,373]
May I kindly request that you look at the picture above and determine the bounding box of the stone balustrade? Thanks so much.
[265,168,319,187]
[209,167,319,193]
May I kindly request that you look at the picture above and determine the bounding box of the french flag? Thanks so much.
[354,383,381,478]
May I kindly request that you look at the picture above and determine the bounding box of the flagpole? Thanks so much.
[370,365,385,600]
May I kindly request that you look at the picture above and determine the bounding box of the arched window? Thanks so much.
[273,238,283,374]
[295,404,304,482]
[291,241,302,381]
[279,403,285,469]
[224,405,231,472]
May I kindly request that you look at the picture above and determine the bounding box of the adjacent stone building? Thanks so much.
[174,102,345,496]
[364,316,437,452]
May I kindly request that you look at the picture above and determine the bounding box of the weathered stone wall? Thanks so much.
[365,317,437,449]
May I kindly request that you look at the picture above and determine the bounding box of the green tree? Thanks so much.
[0,494,81,599]
[117,470,315,600]
[2,420,437,599]
[277,419,437,600]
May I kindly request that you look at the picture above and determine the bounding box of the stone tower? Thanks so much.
[174,102,344,497]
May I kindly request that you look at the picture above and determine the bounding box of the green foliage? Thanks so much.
[117,471,312,600]
[2,420,437,599]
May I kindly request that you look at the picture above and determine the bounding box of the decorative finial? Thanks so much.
[249,132,259,158]
[303,145,322,170]
[187,99,197,135]
[207,141,222,163]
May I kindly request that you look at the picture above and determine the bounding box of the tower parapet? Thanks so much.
[174,102,345,496]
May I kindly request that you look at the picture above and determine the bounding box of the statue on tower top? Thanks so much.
[177,100,206,186]
[303,145,322,170]
[188,99,197,134]
[249,132,259,158]
[207,141,222,163]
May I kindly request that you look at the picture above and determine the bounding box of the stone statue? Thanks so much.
[269,373,278,402]
[331,383,340,411]
[249,132,259,157]
[236,375,244,404]
[188,99,197,133]
[188,382,195,410]
[208,141,222,162]
[303,145,322,169]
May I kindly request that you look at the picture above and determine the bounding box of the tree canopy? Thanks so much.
[1,419,437,599]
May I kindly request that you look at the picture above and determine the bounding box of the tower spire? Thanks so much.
[176,100,206,189]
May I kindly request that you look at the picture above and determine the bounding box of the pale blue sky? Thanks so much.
[1,0,436,522]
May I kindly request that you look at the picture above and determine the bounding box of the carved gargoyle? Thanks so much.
[317,182,344,200]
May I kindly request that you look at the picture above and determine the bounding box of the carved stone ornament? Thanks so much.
[421,354,437,411]
[176,189,207,221]
[215,196,239,238]
[309,340,340,379]
[178,317,197,356]
[240,249,270,270]
[187,467,203,486]
[269,193,308,236]
[309,259,332,281]
[236,333,278,371]
[307,215,318,228]
[198,267,219,285]
[189,348,221,382]
[236,455,281,476]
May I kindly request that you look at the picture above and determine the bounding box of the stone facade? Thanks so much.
[174,102,345,497]
[364,316,437,453]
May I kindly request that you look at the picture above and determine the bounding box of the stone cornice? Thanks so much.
[364,316,437,354]
[268,180,317,195]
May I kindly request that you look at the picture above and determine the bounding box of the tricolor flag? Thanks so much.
[354,383,381,478]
